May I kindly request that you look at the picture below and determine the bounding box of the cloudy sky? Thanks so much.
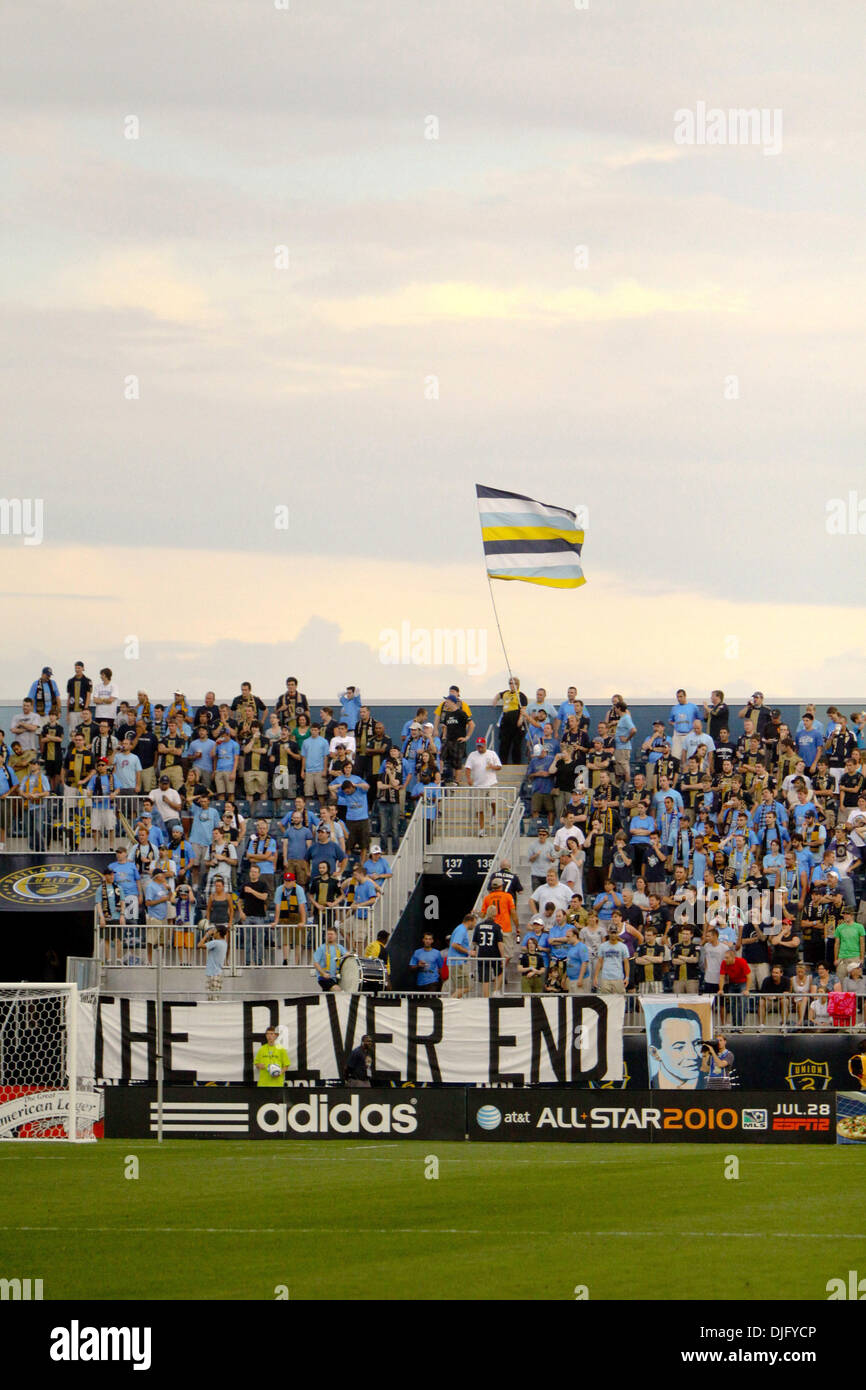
[2,1,864,703]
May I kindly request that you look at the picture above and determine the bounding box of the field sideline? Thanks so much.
[0,1141,860,1301]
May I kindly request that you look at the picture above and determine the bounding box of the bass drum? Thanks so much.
[339,955,387,994]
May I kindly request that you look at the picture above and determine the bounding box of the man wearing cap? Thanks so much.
[465,736,502,836]
[738,691,771,736]
[273,871,307,965]
[307,822,347,879]
[27,667,60,719]
[481,875,519,961]
[438,694,473,784]
[85,757,116,849]
[149,772,182,835]
[363,844,392,886]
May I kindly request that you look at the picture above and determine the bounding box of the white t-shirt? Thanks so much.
[93,682,119,720]
[11,712,41,753]
[532,882,574,916]
[150,787,182,821]
[465,750,502,789]
[553,823,585,854]
[329,734,356,755]
[700,940,729,985]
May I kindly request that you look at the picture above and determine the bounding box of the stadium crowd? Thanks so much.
[2,666,865,1020]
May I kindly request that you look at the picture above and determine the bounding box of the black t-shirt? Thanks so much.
[634,942,667,982]
[441,709,469,742]
[241,882,271,919]
[839,773,865,808]
[644,848,667,881]
[741,925,770,964]
[760,976,789,994]
[472,921,503,957]
[705,704,729,741]
[670,941,700,981]
[194,706,220,731]
[40,723,65,766]
[554,759,579,792]
[67,675,92,711]
[133,732,158,770]
[520,949,545,973]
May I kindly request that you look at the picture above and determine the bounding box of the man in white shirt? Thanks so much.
[553,812,586,856]
[329,723,356,756]
[464,736,502,837]
[93,668,120,726]
[10,699,41,754]
[530,867,573,917]
[149,774,182,832]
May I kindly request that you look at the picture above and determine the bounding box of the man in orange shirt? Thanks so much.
[480,875,519,960]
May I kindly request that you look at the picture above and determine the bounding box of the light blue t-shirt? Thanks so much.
[214,738,240,772]
[302,736,329,773]
[331,775,369,822]
[112,752,141,789]
[188,736,215,771]
[597,940,629,981]
[189,804,221,848]
[409,947,444,987]
[206,938,228,976]
[565,941,591,982]
[446,922,471,962]
[669,702,700,735]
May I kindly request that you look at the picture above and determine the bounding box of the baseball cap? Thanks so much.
[476,736,486,745]
[284,871,296,882]
[410,722,420,731]
[369,844,382,854]
[41,666,52,676]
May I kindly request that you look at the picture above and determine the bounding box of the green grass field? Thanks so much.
[0,1141,861,1301]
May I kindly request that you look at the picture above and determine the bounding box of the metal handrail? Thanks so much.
[472,794,525,916]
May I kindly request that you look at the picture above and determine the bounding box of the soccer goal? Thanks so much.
[0,984,100,1141]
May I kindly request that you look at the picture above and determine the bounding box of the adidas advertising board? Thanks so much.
[104,1086,467,1140]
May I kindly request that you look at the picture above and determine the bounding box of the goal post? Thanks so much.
[0,984,100,1141]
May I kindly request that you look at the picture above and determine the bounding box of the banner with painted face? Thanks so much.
[639,996,717,1090]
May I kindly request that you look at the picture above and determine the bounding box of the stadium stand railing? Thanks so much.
[0,793,145,852]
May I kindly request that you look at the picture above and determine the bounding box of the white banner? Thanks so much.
[96,994,624,1086]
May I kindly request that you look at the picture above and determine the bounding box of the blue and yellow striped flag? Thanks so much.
[476,483,586,589]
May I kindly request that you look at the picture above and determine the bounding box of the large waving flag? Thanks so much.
[476,483,586,588]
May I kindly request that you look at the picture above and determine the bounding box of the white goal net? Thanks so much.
[0,984,100,1141]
